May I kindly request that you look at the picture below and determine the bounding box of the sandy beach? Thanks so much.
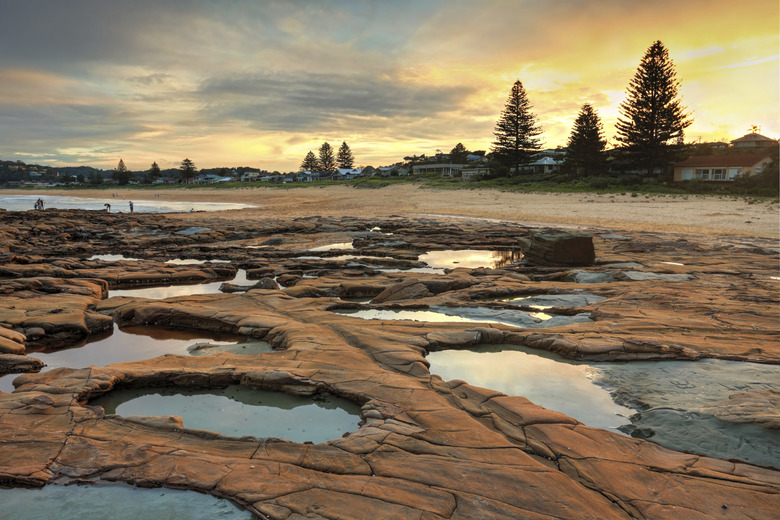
[2,185,778,239]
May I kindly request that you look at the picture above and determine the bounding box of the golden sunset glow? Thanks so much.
[1,1,777,171]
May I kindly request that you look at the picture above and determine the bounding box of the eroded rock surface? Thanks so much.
[0,208,778,519]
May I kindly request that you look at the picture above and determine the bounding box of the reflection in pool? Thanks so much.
[419,250,523,269]
[87,254,143,262]
[165,258,232,265]
[426,345,636,433]
[0,484,256,519]
[427,345,780,467]
[109,269,250,298]
[504,293,606,307]
[0,324,263,393]
[92,385,362,443]
[336,306,592,328]
[308,242,355,251]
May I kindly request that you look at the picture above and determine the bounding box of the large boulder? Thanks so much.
[518,230,595,266]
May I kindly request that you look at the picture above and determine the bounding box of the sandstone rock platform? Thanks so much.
[0,208,778,519]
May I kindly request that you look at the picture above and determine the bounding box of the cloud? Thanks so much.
[129,73,177,86]
[197,70,477,135]
[0,0,777,170]
[677,47,725,61]
[718,55,780,69]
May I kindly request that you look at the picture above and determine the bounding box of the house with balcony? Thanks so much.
[672,154,773,181]
[730,133,777,149]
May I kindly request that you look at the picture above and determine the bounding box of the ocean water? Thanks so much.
[0,194,254,213]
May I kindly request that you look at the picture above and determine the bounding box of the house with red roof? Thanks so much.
[673,154,773,182]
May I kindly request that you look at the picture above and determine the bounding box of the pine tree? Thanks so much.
[113,158,132,185]
[144,162,162,184]
[491,80,542,174]
[149,162,161,179]
[615,40,693,176]
[337,141,354,169]
[179,158,196,180]
[564,103,606,177]
[301,151,320,171]
[318,142,336,173]
[449,143,469,163]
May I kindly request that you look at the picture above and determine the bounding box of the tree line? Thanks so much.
[491,40,693,177]
[301,142,355,172]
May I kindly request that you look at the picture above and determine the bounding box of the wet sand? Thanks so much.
[2,185,778,238]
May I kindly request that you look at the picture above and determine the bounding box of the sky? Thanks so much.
[1,0,778,172]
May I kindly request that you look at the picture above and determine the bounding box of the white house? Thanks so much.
[521,157,562,174]
[673,154,773,181]
[411,163,467,176]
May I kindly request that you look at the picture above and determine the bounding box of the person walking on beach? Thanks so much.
[129,201,134,213]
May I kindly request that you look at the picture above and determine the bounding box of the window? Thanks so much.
[695,168,710,180]
[680,168,693,180]
[728,167,742,180]
[711,168,726,180]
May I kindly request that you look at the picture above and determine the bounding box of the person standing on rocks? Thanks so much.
[104,203,111,213]
[129,201,134,213]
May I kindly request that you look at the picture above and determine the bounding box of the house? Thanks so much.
[461,167,490,180]
[197,174,233,183]
[296,171,321,182]
[730,133,777,149]
[522,157,562,174]
[335,168,363,179]
[411,163,467,176]
[376,166,408,177]
[241,171,261,182]
[672,154,773,181]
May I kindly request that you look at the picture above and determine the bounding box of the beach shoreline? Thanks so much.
[1,185,777,239]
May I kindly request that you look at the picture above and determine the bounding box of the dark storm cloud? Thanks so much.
[198,71,477,133]
[0,1,191,72]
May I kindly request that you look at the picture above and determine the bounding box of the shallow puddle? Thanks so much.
[175,226,212,235]
[503,293,606,307]
[308,242,355,251]
[0,484,256,519]
[87,254,143,262]
[378,267,446,274]
[419,250,523,269]
[0,325,262,393]
[92,385,362,443]
[165,258,232,265]
[109,269,250,298]
[337,308,486,324]
[590,359,780,468]
[295,254,386,262]
[336,306,591,328]
[428,345,779,467]
[426,345,635,433]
